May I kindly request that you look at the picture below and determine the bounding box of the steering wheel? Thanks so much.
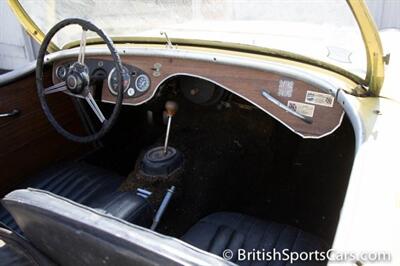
[36,18,124,143]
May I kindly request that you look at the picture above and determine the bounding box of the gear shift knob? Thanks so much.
[163,101,178,154]
[165,101,178,117]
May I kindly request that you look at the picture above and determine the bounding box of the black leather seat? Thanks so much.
[0,162,152,233]
[182,212,328,266]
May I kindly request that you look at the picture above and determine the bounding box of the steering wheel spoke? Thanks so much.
[44,81,67,95]
[63,90,85,99]
[85,93,106,123]
[78,29,87,65]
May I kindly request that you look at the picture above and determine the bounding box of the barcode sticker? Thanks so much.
[305,91,334,107]
[287,101,315,117]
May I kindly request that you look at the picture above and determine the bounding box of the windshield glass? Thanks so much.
[19,0,367,78]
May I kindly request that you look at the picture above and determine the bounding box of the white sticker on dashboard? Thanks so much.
[305,90,334,107]
[287,101,315,117]
[278,79,294,97]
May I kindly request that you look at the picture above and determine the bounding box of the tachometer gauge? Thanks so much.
[56,65,68,80]
[107,66,130,95]
[135,74,150,92]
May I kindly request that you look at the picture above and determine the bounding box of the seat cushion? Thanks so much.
[0,228,54,265]
[181,212,328,266]
[0,162,153,233]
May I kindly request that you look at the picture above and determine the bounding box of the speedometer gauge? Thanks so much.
[107,66,130,95]
[135,74,150,92]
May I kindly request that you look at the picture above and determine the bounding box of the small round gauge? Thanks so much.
[107,66,131,95]
[56,65,67,80]
[127,88,135,97]
[135,74,150,92]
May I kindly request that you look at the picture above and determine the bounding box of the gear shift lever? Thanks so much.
[163,101,178,154]
[136,100,183,179]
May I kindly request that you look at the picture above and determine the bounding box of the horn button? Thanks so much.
[66,62,89,94]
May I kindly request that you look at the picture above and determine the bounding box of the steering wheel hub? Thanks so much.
[66,63,89,94]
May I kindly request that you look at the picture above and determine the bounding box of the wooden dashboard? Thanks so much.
[53,55,344,138]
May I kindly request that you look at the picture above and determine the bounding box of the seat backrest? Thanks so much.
[1,189,232,266]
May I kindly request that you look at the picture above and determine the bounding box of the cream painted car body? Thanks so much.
[332,29,400,266]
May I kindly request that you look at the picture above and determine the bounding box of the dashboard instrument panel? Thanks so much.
[53,55,344,138]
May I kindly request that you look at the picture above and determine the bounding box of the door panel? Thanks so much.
[0,71,87,195]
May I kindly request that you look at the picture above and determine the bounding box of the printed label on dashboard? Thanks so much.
[305,90,334,107]
[287,101,315,117]
[277,79,294,97]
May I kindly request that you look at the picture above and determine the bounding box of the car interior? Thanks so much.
[0,19,355,265]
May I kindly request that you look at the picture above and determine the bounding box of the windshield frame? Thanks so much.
[7,0,384,95]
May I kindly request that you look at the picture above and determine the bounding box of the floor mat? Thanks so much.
[88,96,354,245]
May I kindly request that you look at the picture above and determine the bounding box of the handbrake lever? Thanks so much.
[151,186,175,231]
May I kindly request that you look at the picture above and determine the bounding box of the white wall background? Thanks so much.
[0,0,399,71]
[366,0,400,29]
[0,1,37,71]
